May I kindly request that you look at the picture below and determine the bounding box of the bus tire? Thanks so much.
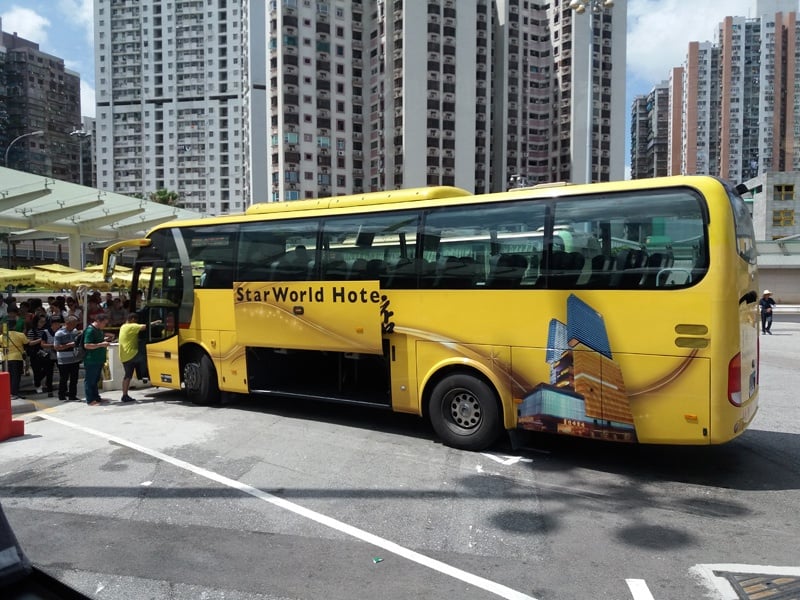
[428,373,501,451]
[184,353,220,405]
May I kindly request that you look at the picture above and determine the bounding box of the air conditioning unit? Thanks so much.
[337,150,345,156]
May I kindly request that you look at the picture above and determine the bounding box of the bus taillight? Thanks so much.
[728,352,742,407]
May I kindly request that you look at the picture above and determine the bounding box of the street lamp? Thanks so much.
[70,128,91,186]
[3,130,44,168]
[569,0,614,184]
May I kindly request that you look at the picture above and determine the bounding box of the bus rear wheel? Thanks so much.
[184,353,220,405]
[429,373,501,451]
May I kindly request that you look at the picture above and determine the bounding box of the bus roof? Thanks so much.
[245,186,471,215]
[145,175,729,236]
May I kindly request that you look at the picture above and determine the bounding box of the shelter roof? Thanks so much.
[0,166,204,243]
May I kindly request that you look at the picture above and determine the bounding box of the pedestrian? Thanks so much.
[117,313,158,403]
[54,315,83,401]
[759,289,777,335]
[108,297,129,327]
[26,314,50,394]
[5,313,29,400]
[82,313,114,406]
[39,316,62,397]
[63,296,82,323]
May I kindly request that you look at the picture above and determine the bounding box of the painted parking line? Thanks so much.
[39,413,538,600]
[625,579,656,600]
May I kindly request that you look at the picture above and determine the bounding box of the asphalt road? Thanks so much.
[1,315,799,600]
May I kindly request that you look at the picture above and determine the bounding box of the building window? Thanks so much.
[774,184,794,201]
[772,209,795,227]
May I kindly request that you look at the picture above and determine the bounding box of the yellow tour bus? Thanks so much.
[103,175,760,451]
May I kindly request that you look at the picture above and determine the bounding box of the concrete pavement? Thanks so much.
[10,371,152,415]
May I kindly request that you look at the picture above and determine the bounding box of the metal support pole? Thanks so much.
[3,130,44,168]
[586,7,594,184]
[70,129,91,186]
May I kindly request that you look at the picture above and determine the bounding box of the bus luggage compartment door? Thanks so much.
[233,281,383,354]
[146,336,182,389]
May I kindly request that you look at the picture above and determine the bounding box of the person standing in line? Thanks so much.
[54,315,83,401]
[759,289,777,335]
[39,316,62,397]
[26,314,50,394]
[117,313,159,403]
[63,296,82,323]
[82,313,114,406]
[5,313,29,400]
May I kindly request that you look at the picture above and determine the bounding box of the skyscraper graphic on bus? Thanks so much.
[518,294,637,441]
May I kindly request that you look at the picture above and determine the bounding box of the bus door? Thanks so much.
[137,261,191,390]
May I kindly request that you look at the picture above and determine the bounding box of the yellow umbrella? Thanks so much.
[84,264,131,273]
[32,263,80,274]
[0,268,36,287]
[58,270,115,291]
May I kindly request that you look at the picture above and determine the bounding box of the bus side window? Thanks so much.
[201,264,234,288]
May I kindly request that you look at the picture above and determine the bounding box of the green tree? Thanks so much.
[149,189,181,206]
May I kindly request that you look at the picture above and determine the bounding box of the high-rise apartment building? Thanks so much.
[94,0,261,214]
[265,0,626,200]
[0,21,82,182]
[97,0,626,212]
[629,81,669,179]
[658,0,798,182]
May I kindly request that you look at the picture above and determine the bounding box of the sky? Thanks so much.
[0,0,788,165]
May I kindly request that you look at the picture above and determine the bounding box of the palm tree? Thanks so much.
[149,189,181,206]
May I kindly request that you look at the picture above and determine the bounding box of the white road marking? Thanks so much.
[691,564,800,600]
[480,453,534,466]
[40,413,538,600]
[625,579,655,600]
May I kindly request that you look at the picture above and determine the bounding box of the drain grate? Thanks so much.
[716,571,800,599]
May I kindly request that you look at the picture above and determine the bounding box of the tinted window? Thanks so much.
[320,211,420,287]
[237,218,319,281]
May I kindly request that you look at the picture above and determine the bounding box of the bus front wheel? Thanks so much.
[184,354,220,405]
[428,373,501,451]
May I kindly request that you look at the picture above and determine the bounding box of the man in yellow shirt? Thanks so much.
[6,318,29,399]
[118,313,159,403]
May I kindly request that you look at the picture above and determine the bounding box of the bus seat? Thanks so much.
[487,253,527,288]
[433,256,475,289]
[612,248,648,288]
[548,251,585,288]
[586,254,612,288]
[322,260,348,280]
[347,258,368,280]
[641,252,674,288]
[365,259,386,281]
[383,257,417,288]
[272,250,311,281]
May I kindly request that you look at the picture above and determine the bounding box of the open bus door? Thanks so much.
[135,260,193,391]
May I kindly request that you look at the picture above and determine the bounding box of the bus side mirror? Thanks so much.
[104,253,117,283]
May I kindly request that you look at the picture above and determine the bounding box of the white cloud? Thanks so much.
[80,80,96,118]
[57,0,93,46]
[627,0,758,84]
[0,6,50,45]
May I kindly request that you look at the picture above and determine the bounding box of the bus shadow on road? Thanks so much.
[218,392,438,444]
[138,389,800,493]
[514,428,800,492]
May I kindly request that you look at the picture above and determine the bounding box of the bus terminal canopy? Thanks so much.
[0,166,203,269]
